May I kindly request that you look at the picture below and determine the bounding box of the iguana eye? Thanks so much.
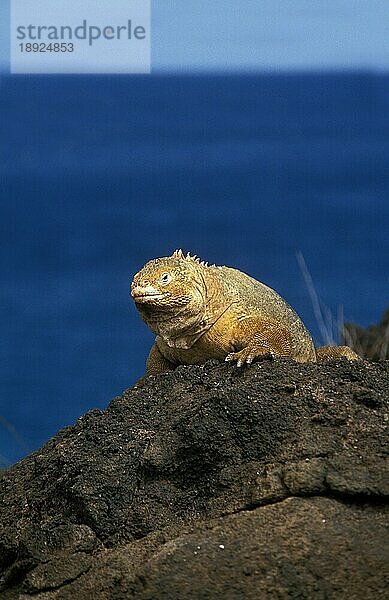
[159,272,172,286]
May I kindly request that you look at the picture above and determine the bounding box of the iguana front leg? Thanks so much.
[146,341,176,375]
[135,341,175,386]
[225,316,292,367]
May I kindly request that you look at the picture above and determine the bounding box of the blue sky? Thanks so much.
[1,0,389,72]
[152,0,389,71]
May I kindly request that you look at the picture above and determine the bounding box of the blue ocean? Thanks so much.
[1,73,388,465]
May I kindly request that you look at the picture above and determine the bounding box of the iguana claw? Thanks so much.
[225,346,274,367]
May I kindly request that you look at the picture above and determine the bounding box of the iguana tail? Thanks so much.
[316,345,361,362]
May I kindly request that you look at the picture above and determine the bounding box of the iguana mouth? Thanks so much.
[131,285,166,304]
[133,293,165,304]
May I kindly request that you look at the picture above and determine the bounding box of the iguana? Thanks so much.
[131,250,360,383]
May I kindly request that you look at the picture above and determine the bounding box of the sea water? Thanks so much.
[1,73,388,463]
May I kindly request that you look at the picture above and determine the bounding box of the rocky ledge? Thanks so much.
[0,358,388,599]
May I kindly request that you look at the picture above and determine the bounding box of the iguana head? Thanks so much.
[131,250,212,343]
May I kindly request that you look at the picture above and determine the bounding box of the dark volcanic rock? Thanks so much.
[0,359,388,599]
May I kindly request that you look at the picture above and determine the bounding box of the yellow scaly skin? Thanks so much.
[131,250,360,385]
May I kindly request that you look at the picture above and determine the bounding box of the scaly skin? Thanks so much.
[131,250,360,384]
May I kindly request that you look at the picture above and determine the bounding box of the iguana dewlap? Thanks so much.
[131,250,360,383]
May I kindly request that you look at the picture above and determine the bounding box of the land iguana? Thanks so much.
[131,250,360,384]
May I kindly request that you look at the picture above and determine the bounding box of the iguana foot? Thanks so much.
[225,345,274,367]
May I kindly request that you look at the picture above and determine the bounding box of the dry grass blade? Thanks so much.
[296,251,336,345]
